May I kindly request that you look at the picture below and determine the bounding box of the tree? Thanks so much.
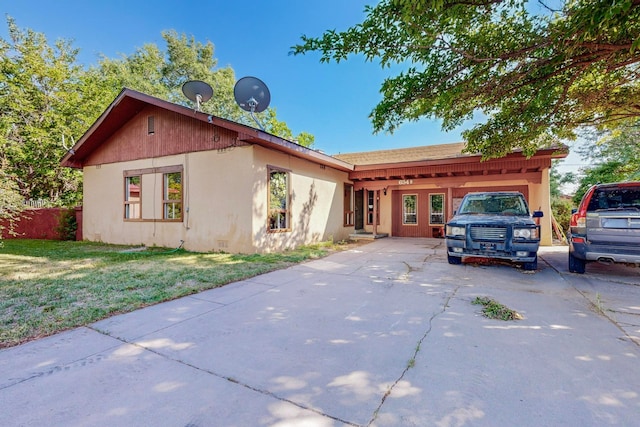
[548,160,575,233]
[550,160,575,198]
[0,16,87,205]
[0,19,316,209]
[0,169,24,241]
[292,0,640,158]
[572,121,640,203]
[94,31,315,147]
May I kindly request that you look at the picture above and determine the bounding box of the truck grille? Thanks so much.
[470,226,507,241]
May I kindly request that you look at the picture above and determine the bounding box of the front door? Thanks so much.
[355,190,364,230]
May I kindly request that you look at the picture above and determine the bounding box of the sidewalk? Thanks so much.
[1,238,638,426]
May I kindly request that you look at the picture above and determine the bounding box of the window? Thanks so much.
[344,183,354,226]
[124,165,182,222]
[430,194,445,224]
[269,169,290,231]
[588,187,640,211]
[163,172,182,220]
[403,194,417,224]
[367,190,379,225]
[459,193,527,215]
[124,175,141,219]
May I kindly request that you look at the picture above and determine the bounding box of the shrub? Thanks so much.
[56,209,78,240]
[0,172,24,242]
[551,198,573,234]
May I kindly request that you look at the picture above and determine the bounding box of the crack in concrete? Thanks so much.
[542,257,640,349]
[367,285,461,426]
[87,327,361,427]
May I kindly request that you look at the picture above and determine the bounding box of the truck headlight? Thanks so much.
[514,228,538,239]
[513,228,531,239]
[446,225,465,236]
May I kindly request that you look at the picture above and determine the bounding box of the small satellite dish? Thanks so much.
[182,80,213,112]
[234,76,271,130]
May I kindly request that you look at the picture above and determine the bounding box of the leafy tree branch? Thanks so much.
[292,0,640,158]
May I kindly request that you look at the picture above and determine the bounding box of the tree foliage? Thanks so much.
[92,30,313,146]
[0,17,86,205]
[572,122,640,203]
[550,160,575,198]
[0,18,313,206]
[292,0,640,158]
[0,168,24,240]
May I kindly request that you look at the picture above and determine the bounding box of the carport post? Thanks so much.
[373,190,378,237]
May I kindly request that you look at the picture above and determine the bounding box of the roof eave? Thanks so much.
[60,88,354,173]
[350,145,568,171]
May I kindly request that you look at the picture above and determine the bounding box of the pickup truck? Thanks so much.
[445,192,543,271]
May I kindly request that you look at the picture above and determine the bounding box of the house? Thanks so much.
[61,88,567,253]
[334,143,566,245]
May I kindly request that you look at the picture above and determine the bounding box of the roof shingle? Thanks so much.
[333,142,469,165]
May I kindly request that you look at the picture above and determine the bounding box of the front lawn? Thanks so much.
[0,239,348,348]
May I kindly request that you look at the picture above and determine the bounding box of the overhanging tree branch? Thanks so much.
[293,0,640,158]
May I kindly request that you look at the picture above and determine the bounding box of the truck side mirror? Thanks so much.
[532,211,544,218]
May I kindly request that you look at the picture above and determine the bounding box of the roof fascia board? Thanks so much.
[351,147,567,171]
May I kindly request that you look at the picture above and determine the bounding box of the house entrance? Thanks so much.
[355,190,364,230]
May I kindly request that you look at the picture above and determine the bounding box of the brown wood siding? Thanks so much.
[393,189,446,237]
[85,106,246,166]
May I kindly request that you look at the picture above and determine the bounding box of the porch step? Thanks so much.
[349,232,389,241]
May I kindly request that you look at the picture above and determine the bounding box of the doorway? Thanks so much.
[355,190,364,230]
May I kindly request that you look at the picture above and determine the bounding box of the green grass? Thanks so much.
[0,239,352,348]
[472,296,523,321]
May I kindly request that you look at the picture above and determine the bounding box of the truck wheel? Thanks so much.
[568,252,586,274]
[523,256,538,271]
[447,254,462,265]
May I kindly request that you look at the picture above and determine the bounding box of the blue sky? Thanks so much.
[2,0,585,173]
[1,0,475,155]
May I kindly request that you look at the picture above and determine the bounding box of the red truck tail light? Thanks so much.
[570,212,586,228]
[570,185,597,228]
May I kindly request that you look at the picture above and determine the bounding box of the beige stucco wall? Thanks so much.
[529,167,553,246]
[251,145,352,252]
[82,145,352,253]
[83,153,193,250]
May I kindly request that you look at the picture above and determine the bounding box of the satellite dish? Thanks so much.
[182,80,213,112]
[234,76,271,130]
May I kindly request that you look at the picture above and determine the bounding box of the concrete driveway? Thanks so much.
[1,238,638,426]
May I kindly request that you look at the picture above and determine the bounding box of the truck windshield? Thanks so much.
[459,194,529,215]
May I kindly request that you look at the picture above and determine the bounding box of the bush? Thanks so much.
[0,172,24,242]
[56,209,78,240]
[551,198,573,234]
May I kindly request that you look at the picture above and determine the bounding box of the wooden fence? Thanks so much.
[0,207,83,241]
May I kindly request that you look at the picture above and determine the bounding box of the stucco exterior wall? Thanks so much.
[251,145,352,252]
[83,154,191,249]
[82,145,352,253]
[529,167,553,245]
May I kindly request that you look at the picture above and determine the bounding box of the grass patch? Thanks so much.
[472,296,523,321]
[0,239,356,348]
